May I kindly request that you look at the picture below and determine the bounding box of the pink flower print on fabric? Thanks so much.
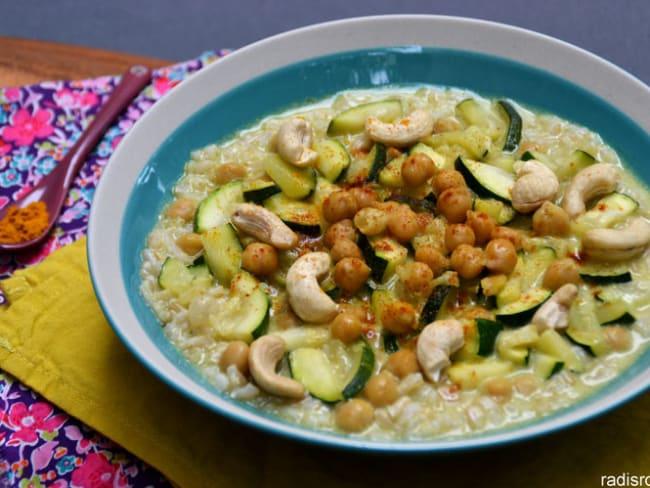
[2,108,54,147]
[54,89,100,110]
[0,139,12,157]
[3,402,67,445]
[4,87,22,103]
[71,453,126,488]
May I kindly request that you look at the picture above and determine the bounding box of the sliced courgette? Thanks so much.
[476,318,504,356]
[378,153,407,188]
[366,143,388,183]
[495,288,552,326]
[383,333,400,354]
[529,351,564,379]
[359,234,408,283]
[572,192,638,235]
[242,179,282,203]
[158,257,212,296]
[419,286,451,326]
[341,340,375,399]
[497,100,522,153]
[495,324,539,364]
[327,99,402,136]
[559,149,596,179]
[210,271,270,342]
[314,138,351,182]
[595,300,636,325]
[446,359,514,389]
[535,329,584,372]
[270,326,330,350]
[289,348,343,402]
[566,286,609,356]
[424,126,492,160]
[263,193,321,234]
[456,98,506,141]
[194,180,244,233]
[455,156,515,202]
[580,270,632,285]
[263,153,316,200]
[201,224,242,286]
[473,198,516,224]
[409,142,447,169]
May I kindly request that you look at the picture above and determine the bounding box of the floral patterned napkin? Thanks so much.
[0,50,228,488]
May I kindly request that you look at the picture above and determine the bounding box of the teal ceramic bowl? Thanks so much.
[88,15,650,450]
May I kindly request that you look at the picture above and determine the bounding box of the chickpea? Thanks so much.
[401,153,436,187]
[491,226,524,250]
[353,207,389,236]
[213,162,247,185]
[335,399,374,432]
[532,201,570,236]
[331,313,364,343]
[397,261,434,297]
[445,223,476,251]
[466,210,496,245]
[322,191,358,223]
[513,374,539,396]
[219,341,250,375]
[432,169,466,195]
[363,372,399,407]
[165,198,196,221]
[415,245,450,276]
[324,219,357,248]
[437,186,473,224]
[482,377,512,402]
[383,349,420,378]
[485,238,518,274]
[450,244,485,279]
[603,325,632,352]
[330,238,362,262]
[387,205,419,243]
[349,186,379,209]
[542,258,581,291]
[334,257,371,294]
[241,242,278,276]
[176,232,203,255]
[381,301,417,335]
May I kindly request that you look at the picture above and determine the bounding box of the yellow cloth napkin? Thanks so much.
[1,237,649,488]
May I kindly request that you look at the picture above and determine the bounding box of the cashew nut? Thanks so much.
[365,109,434,147]
[248,335,305,399]
[511,160,559,213]
[562,163,620,219]
[416,319,465,382]
[532,283,578,332]
[582,217,650,261]
[276,117,318,167]
[231,203,297,250]
[286,252,338,323]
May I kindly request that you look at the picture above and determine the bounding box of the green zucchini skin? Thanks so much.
[366,143,388,183]
[263,194,321,235]
[342,340,375,399]
[419,286,450,326]
[194,180,244,233]
[495,288,552,326]
[242,181,282,203]
[314,138,351,183]
[383,333,400,354]
[497,100,522,153]
[579,271,632,284]
[327,100,402,136]
[454,156,514,202]
[476,318,504,356]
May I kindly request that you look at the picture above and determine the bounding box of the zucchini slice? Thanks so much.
[210,271,270,342]
[476,318,504,357]
[566,286,610,356]
[561,149,596,179]
[263,153,316,199]
[455,156,515,202]
[289,348,343,402]
[419,285,451,326]
[572,192,638,235]
[201,224,242,286]
[359,235,408,283]
[270,326,330,350]
[595,300,636,325]
[473,198,516,224]
[495,288,552,326]
[446,359,514,389]
[378,153,407,188]
[580,270,632,285]
[424,126,492,160]
[242,179,282,203]
[495,324,539,364]
[366,143,388,183]
[194,181,244,233]
[341,340,375,399]
[409,142,447,169]
[529,351,564,379]
[158,257,212,295]
[383,333,400,354]
[535,329,584,372]
[327,100,402,136]
[497,100,522,153]
[456,98,506,141]
[314,138,351,182]
[263,193,321,234]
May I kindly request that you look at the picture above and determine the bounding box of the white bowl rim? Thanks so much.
[88,14,650,451]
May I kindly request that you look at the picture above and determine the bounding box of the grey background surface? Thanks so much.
[1,0,649,85]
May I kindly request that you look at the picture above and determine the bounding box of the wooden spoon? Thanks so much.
[0,65,152,253]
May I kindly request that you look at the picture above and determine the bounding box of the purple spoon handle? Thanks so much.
[0,65,152,252]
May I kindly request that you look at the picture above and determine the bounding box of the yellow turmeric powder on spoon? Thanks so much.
[0,201,50,244]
